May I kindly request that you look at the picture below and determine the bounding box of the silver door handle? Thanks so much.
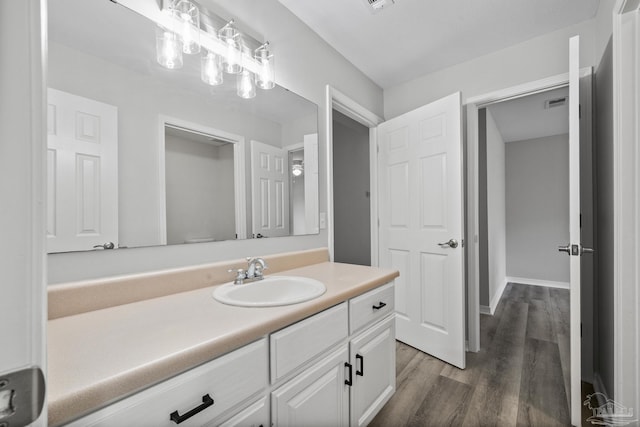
[438,239,458,249]
[93,242,115,250]
[558,244,594,256]
[558,244,571,254]
[581,246,594,255]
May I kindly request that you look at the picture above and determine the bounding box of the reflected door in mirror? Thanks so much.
[251,140,289,238]
[47,88,118,253]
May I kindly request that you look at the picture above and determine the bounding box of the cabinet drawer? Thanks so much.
[213,396,269,427]
[270,302,348,383]
[349,282,394,333]
[68,339,268,427]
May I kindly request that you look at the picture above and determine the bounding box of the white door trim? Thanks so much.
[158,116,247,244]
[612,0,640,414]
[465,69,591,353]
[0,0,47,425]
[325,86,383,265]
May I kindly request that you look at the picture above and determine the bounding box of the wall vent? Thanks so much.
[544,96,568,109]
[362,0,395,14]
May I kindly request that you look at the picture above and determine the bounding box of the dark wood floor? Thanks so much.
[370,283,573,427]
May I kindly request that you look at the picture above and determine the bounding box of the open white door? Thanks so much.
[378,92,465,369]
[303,133,319,234]
[251,140,290,238]
[559,35,584,426]
[47,88,118,252]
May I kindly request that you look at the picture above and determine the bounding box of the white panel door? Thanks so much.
[251,140,289,238]
[378,92,465,368]
[47,88,118,252]
[303,133,319,234]
[566,35,583,427]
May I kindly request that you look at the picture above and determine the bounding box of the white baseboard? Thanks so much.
[480,279,508,316]
[505,276,570,289]
[479,305,491,315]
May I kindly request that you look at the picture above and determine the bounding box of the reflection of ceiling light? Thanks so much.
[292,160,304,177]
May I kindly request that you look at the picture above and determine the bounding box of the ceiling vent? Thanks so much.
[544,96,568,109]
[362,0,395,14]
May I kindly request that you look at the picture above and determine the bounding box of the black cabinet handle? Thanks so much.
[170,394,214,424]
[356,354,364,376]
[345,362,353,386]
[372,301,387,310]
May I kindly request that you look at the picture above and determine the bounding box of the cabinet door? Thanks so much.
[214,396,269,427]
[350,315,396,427]
[271,345,349,427]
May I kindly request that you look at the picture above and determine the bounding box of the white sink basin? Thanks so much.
[213,276,326,307]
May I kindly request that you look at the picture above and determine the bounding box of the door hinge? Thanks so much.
[580,323,583,338]
[579,104,582,119]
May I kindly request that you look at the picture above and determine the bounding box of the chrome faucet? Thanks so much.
[228,257,268,285]
[246,257,267,280]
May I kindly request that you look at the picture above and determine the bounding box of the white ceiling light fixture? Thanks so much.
[155,0,275,99]
[292,159,304,177]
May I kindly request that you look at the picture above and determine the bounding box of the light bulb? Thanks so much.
[201,50,223,86]
[156,28,183,69]
[237,69,256,99]
[219,24,243,74]
[255,45,275,90]
[174,0,200,54]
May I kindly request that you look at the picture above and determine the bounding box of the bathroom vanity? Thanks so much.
[47,249,399,426]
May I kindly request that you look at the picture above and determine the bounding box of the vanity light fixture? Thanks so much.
[254,42,275,90]
[156,27,183,69]
[219,20,243,74]
[201,49,223,85]
[173,0,201,54]
[155,1,275,98]
[237,68,256,99]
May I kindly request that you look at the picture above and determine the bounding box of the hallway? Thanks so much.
[371,283,571,426]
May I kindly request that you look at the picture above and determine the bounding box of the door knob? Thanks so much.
[558,244,594,256]
[558,244,571,254]
[438,239,458,249]
[93,242,115,250]
[581,246,594,255]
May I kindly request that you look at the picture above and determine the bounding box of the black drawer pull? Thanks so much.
[170,394,214,424]
[345,362,353,386]
[372,301,387,310]
[356,354,364,376]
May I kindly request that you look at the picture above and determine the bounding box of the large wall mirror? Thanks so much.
[47,0,319,253]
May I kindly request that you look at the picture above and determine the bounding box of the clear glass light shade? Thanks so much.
[237,69,256,99]
[201,50,223,86]
[219,26,243,74]
[292,162,303,177]
[173,0,200,54]
[255,49,275,90]
[156,27,183,69]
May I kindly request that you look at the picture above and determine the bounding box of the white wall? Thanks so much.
[484,110,507,306]
[165,137,235,244]
[505,134,570,283]
[47,0,383,284]
[384,20,596,118]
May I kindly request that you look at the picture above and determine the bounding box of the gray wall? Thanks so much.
[505,134,570,283]
[478,109,489,306]
[332,111,371,266]
[594,37,614,397]
[165,137,235,244]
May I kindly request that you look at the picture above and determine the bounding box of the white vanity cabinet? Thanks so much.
[271,282,395,427]
[66,339,269,427]
[349,315,395,427]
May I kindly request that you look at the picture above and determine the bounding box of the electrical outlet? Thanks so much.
[319,212,327,229]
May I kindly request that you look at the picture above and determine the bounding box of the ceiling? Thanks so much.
[277,0,600,89]
[487,86,569,143]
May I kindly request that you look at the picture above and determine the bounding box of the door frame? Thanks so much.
[465,70,591,353]
[325,86,383,265]
[0,0,47,425]
[612,0,640,413]
[158,115,247,244]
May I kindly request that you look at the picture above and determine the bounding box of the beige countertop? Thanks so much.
[48,262,399,426]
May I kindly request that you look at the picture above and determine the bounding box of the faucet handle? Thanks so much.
[228,268,246,284]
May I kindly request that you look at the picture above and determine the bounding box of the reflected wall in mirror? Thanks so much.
[47,0,319,253]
